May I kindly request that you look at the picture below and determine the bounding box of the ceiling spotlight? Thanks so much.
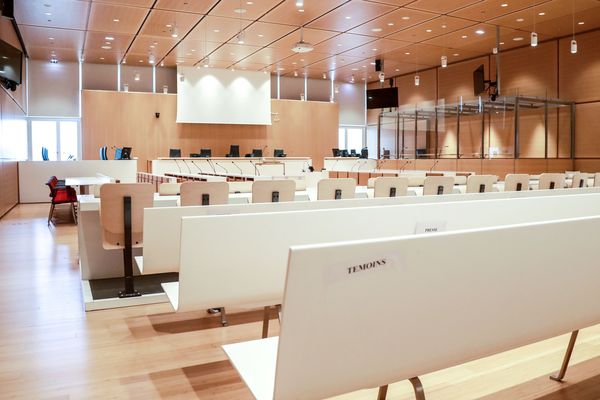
[578,21,585,25]
[501,3,508,6]
[350,75,355,83]
[236,30,245,44]
[134,72,140,81]
[322,72,327,79]
[441,55,447,68]
[294,70,298,77]
[296,0,303,6]
[475,29,485,35]
[170,25,179,38]
[538,12,545,16]
[113,19,120,22]
[516,18,524,22]
[148,53,156,64]
[378,71,385,83]
[105,36,114,41]
[531,31,538,47]
[203,57,210,67]
[160,61,164,67]
[414,74,420,86]
[571,39,577,54]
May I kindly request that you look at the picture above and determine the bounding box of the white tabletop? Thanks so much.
[222,337,278,400]
[65,176,111,186]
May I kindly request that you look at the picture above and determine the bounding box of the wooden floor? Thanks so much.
[2,204,600,400]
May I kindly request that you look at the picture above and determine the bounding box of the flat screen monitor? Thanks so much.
[0,39,22,85]
[366,87,398,109]
[473,64,486,96]
[169,148,181,158]
[120,147,132,160]
[252,149,263,157]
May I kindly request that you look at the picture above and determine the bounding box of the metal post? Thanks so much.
[377,113,382,159]
[395,114,400,160]
[119,196,140,298]
[496,25,501,96]
[456,106,461,159]
[514,97,520,158]
[401,117,405,159]
[570,102,576,159]
[481,102,485,159]
[414,108,418,159]
[434,106,439,159]
[544,100,549,158]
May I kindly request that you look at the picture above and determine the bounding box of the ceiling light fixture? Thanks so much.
[236,30,245,44]
[292,27,314,53]
[414,74,420,86]
[513,36,524,41]
[350,75,355,83]
[294,70,298,77]
[105,36,114,41]
[516,18,524,22]
[571,0,578,53]
[531,0,538,47]
[113,18,119,22]
[322,72,327,79]
[578,21,584,25]
[501,3,508,6]
[171,24,179,38]
[475,29,485,35]
[50,57,58,64]
[149,53,156,64]
[296,0,303,6]
[134,72,140,81]
[441,55,447,68]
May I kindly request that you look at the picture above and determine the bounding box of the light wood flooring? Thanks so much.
[2,204,600,400]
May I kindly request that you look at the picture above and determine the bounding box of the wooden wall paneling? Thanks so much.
[438,114,458,158]
[574,159,600,173]
[573,102,600,158]
[458,114,484,158]
[378,159,400,170]
[546,158,574,173]
[432,158,458,172]
[307,101,340,171]
[518,109,555,158]
[396,69,437,106]
[481,159,515,178]
[558,30,600,103]
[488,110,515,158]
[438,56,488,102]
[0,86,25,218]
[514,159,547,174]
[457,159,482,174]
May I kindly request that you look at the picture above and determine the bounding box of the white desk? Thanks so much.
[66,176,111,195]
[223,337,278,400]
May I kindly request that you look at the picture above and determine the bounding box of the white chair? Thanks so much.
[466,175,496,193]
[373,177,409,198]
[538,173,565,190]
[158,182,182,196]
[317,178,356,200]
[504,174,530,191]
[594,173,600,187]
[570,172,588,188]
[252,180,296,203]
[423,176,454,195]
[180,181,229,206]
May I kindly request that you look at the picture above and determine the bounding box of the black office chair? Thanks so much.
[360,147,368,159]
[200,148,212,158]
[341,149,349,157]
[190,153,201,157]
[273,149,286,157]
[252,149,263,157]
[169,148,181,158]
[383,149,391,159]
[332,148,341,157]
[349,149,357,157]
[226,145,240,157]
[120,147,132,160]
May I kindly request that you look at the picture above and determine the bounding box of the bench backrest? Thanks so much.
[504,174,530,191]
[539,173,565,190]
[252,180,296,203]
[317,178,356,200]
[466,174,496,193]
[373,177,409,197]
[176,193,600,312]
[273,215,600,399]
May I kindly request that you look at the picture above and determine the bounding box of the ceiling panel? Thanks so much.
[85,31,134,55]
[185,15,253,42]
[154,0,218,14]
[276,51,333,68]
[406,0,482,14]
[242,46,295,64]
[92,0,154,7]
[210,43,261,63]
[171,39,221,59]
[129,35,178,59]
[304,54,368,71]
[311,33,375,54]
[306,0,398,32]
[16,0,90,30]
[138,9,201,38]
[340,37,409,57]
[88,2,149,34]
[268,27,338,50]
[260,0,348,27]
[20,26,86,49]
[210,0,283,20]
[83,48,125,64]
[348,7,437,37]
[226,21,296,46]
[388,16,477,43]
[28,46,80,61]
[450,0,551,22]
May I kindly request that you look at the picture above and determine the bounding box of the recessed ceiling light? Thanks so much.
[48,37,54,40]
[165,24,172,28]
[44,12,52,16]
[345,16,351,19]
[298,9,304,12]
[395,68,400,71]
[578,21,585,25]
[401,16,410,20]
[372,48,378,51]
[258,34,264,37]
[191,49,196,52]
[139,59,143,63]
[292,62,297,64]
[371,28,382,32]
[105,36,114,41]
[516,18,524,22]
[277,67,284,71]
[337,43,342,46]
[246,1,253,4]
[387,22,394,26]
[500,41,505,45]
[369,62,375,65]
[405,52,411,55]
[513,36,524,41]
[113,19,120,22]
[150,45,156,49]
[538,12,545,16]
[234,8,247,13]
[441,24,447,28]
[425,29,432,33]
[453,53,459,56]
[100,57,105,60]
[461,35,468,38]
[362,65,366,68]
[101,45,111,49]
[300,58,304,61]
[501,2,508,6]
[213,29,220,32]
[352,68,358,71]
[475,29,485,35]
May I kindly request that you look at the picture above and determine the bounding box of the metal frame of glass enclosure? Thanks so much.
[376,95,575,160]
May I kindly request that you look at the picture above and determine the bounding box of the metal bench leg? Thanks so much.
[220,307,228,326]
[377,385,388,400]
[550,330,579,382]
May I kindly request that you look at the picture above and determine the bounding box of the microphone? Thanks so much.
[399,160,411,172]
[231,161,243,174]
[429,159,439,172]
[350,160,360,172]
[207,159,217,174]
[191,160,203,174]
[173,159,182,173]
[331,159,339,171]
[181,159,192,173]
[214,162,228,174]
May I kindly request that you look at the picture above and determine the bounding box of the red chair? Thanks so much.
[46,176,78,225]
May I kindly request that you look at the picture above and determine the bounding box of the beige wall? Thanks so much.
[28,60,79,117]
[81,90,338,171]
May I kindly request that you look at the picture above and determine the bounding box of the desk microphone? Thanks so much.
[252,161,261,176]
[331,159,340,171]
[215,162,228,174]
[181,159,192,173]
[231,161,243,174]
[173,159,182,173]
[399,160,411,171]
[430,159,439,172]
[350,160,361,172]
[191,160,203,174]
[207,159,217,174]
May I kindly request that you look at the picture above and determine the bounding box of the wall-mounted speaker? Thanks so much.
[1,0,14,18]
[375,59,383,72]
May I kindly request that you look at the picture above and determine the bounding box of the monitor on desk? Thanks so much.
[252,149,263,157]
[274,149,286,157]
[332,148,340,157]
[114,148,122,160]
[200,148,212,157]
[120,147,132,160]
[226,145,240,158]
[169,148,181,158]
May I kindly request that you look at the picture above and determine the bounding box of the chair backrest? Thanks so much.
[373,177,409,198]
[317,178,356,200]
[594,173,600,187]
[274,149,285,157]
[200,148,211,157]
[158,182,182,196]
[229,145,240,157]
[571,172,588,188]
[45,176,58,195]
[252,149,263,157]
[252,180,296,203]
[114,148,122,160]
[99,183,154,250]
[169,148,181,158]
[423,176,455,195]
[538,173,565,190]
[42,147,49,161]
[360,147,368,159]
[504,174,530,191]
[466,175,496,193]
[99,146,108,160]
[332,148,340,157]
[180,181,229,206]
[121,147,132,160]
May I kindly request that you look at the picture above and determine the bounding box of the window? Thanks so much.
[29,118,80,161]
[338,126,365,152]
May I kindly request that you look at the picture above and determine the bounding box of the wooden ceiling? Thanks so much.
[15,0,600,82]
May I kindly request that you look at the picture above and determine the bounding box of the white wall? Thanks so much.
[156,67,177,94]
[121,64,153,93]
[83,63,118,91]
[338,82,365,126]
[28,60,79,117]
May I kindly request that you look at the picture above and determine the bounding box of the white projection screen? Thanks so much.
[176,66,271,125]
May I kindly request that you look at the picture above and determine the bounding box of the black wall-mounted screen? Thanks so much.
[473,64,485,97]
[0,39,22,85]
[366,87,398,109]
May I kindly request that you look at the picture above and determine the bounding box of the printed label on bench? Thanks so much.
[326,256,397,284]
[415,220,447,234]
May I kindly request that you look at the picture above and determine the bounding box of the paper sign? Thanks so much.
[415,220,446,234]
[326,255,398,284]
